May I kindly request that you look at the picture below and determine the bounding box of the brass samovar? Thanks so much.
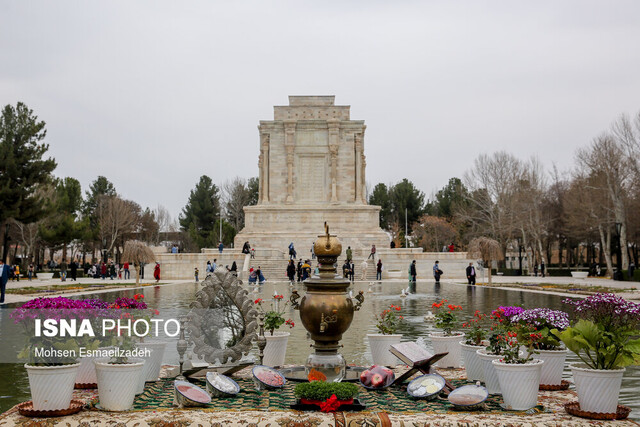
[290,223,364,382]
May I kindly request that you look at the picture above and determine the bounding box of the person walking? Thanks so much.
[60,259,68,282]
[466,262,476,285]
[250,248,255,259]
[70,259,78,281]
[376,259,383,281]
[194,267,199,283]
[123,261,130,280]
[206,260,213,274]
[349,261,355,283]
[409,260,417,291]
[28,263,34,281]
[13,264,20,282]
[109,262,116,280]
[101,262,107,280]
[288,242,296,260]
[212,259,217,271]
[0,259,9,303]
[361,259,368,280]
[218,242,224,253]
[286,260,296,284]
[540,260,546,278]
[342,261,350,278]
[368,244,376,260]
[433,260,442,284]
[346,246,353,263]
[154,262,161,282]
[296,260,303,282]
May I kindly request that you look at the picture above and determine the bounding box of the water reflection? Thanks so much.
[0,280,637,419]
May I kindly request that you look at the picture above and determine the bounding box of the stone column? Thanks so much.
[259,131,270,203]
[328,121,340,203]
[284,121,296,204]
[354,133,363,203]
[360,126,367,203]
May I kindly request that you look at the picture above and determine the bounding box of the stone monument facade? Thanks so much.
[234,96,389,251]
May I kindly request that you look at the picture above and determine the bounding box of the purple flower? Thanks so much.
[498,306,524,319]
[511,308,570,330]
[563,293,640,331]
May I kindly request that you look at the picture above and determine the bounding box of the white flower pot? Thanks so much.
[94,358,145,411]
[76,356,98,385]
[493,359,544,410]
[263,332,290,367]
[570,363,625,414]
[26,363,80,411]
[367,334,402,366]
[536,348,568,386]
[429,332,464,368]
[460,342,485,381]
[476,349,503,394]
[136,341,167,382]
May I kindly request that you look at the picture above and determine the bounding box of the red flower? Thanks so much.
[154,309,160,316]
[254,298,263,304]
[274,295,284,300]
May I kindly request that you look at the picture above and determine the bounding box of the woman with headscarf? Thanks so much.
[154,262,161,282]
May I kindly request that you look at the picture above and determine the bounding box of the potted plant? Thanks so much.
[559,293,640,414]
[428,300,464,368]
[130,294,166,385]
[367,304,405,366]
[294,382,359,412]
[460,310,488,381]
[476,307,515,394]
[10,297,83,411]
[491,327,544,410]
[94,297,147,411]
[511,308,569,386]
[255,295,295,367]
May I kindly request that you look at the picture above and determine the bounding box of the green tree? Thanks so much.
[84,176,116,217]
[39,177,85,260]
[389,179,425,234]
[369,183,392,229]
[0,102,57,262]
[432,177,469,218]
[179,175,220,249]
[247,177,259,206]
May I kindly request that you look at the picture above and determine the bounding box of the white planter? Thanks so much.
[493,359,544,410]
[476,349,503,394]
[367,334,402,366]
[26,363,80,411]
[571,271,589,279]
[570,363,625,414]
[37,272,54,280]
[536,348,568,386]
[94,358,145,411]
[429,332,464,368]
[136,341,167,382]
[75,356,98,385]
[263,332,290,367]
[460,342,485,381]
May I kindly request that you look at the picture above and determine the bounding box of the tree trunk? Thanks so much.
[488,258,493,285]
[134,263,141,285]
[599,224,614,278]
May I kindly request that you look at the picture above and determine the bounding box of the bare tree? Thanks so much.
[414,215,457,252]
[154,205,173,241]
[577,134,630,269]
[96,195,141,255]
[222,177,251,230]
[122,240,155,285]
[468,237,504,285]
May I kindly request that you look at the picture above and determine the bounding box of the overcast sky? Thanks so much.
[2,1,639,221]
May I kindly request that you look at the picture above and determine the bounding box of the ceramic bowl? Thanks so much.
[252,365,286,390]
[447,383,489,410]
[407,374,446,399]
[174,380,211,407]
[206,372,240,397]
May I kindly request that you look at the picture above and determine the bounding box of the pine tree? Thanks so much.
[179,175,220,249]
[0,102,57,262]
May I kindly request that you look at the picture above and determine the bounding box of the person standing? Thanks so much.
[296,260,303,282]
[342,261,350,278]
[361,259,368,280]
[448,243,455,252]
[349,261,355,283]
[311,243,315,260]
[154,262,161,282]
[288,242,296,260]
[368,244,376,260]
[466,262,476,285]
[410,260,417,286]
[376,259,383,281]
[286,260,296,284]
[194,267,199,283]
[101,262,107,280]
[70,259,78,281]
[60,259,68,282]
[346,246,353,263]
[218,242,224,253]
[13,264,20,282]
[206,260,213,274]
[0,259,9,303]
[230,261,238,277]
[540,260,546,278]
[212,259,217,271]
[123,261,130,280]
[433,260,442,285]
[28,263,34,281]
[109,262,116,280]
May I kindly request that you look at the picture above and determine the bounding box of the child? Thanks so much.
[194,267,199,283]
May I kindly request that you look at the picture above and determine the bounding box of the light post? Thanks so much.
[218,212,223,246]
[615,222,623,281]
